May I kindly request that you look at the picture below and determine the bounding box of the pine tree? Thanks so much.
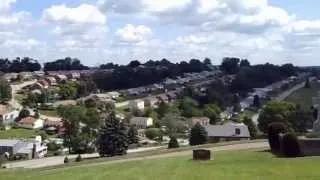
[304,78,311,88]
[253,95,261,108]
[168,136,179,149]
[98,112,129,157]
[189,123,207,146]
[128,125,139,144]
[243,116,258,138]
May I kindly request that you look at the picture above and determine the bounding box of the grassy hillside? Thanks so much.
[2,149,320,180]
[285,81,320,110]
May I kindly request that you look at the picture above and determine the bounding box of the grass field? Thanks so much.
[1,149,320,180]
[0,128,39,139]
[39,110,59,117]
[285,81,320,110]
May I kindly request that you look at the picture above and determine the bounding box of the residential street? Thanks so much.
[4,141,268,169]
[9,80,37,110]
[252,81,306,125]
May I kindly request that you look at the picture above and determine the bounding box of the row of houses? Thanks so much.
[0,136,47,160]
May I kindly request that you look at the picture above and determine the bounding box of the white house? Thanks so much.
[18,117,44,129]
[205,122,250,142]
[187,117,210,128]
[0,105,19,125]
[129,100,145,111]
[130,117,153,129]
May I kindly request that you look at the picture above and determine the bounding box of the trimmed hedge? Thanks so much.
[280,133,301,157]
[268,122,288,154]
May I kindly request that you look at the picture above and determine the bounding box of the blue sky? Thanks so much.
[1,0,320,66]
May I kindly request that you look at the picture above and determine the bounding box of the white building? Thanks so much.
[129,100,145,111]
[144,97,159,108]
[18,117,44,129]
[130,117,153,129]
[0,105,19,125]
[205,122,250,142]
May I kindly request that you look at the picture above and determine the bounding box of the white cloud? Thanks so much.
[43,4,106,25]
[115,24,152,43]
[0,0,16,12]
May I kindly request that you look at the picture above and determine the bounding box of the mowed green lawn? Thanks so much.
[0,129,39,139]
[285,81,320,110]
[2,149,320,180]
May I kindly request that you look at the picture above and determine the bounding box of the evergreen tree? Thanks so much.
[189,123,207,146]
[98,112,129,157]
[304,78,311,88]
[243,116,258,138]
[253,95,261,108]
[168,136,179,149]
[128,125,139,144]
[19,108,30,119]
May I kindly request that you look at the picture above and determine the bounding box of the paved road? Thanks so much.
[4,146,163,169]
[5,142,268,169]
[9,80,37,109]
[252,81,306,125]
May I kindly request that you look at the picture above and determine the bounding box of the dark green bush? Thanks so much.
[168,136,179,149]
[268,122,288,154]
[280,133,301,157]
[64,157,69,164]
[75,154,82,162]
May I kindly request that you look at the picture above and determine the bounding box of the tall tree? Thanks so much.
[243,116,257,138]
[97,112,128,157]
[0,81,11,102]
[304,78,311,88]
[189,123,207,146]
[220,57,240,74]
[128,125,139,144]
[203,104,221,125]
[253,95,261,108]
[258,101,296,134]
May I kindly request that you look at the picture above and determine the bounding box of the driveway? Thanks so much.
[9,80,37,109]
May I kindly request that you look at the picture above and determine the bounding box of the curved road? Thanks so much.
[252,81,306,125]
[9,80,37,110]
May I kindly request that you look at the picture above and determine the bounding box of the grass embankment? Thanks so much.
[285,81,320,110]
[1,149,320,180]
[39,110,59,117]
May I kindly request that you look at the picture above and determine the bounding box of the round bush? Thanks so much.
[64,157,69,164]
[281,133,301,157]
[75,154,82,162]
[168,136,179,149]
[268,122,288,154]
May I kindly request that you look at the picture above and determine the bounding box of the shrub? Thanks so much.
[64,156,69,164]
[145,128,162,140]
[168,136,179,149]
[75,154,82,162]
[268,122,288,154]
[47,142,60,151]
[280,133,301,157]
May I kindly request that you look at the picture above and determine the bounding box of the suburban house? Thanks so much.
[33,71,45,78]
[130,117,153,129]
[144,97,159,108]
[205,122,250,142]
[32,82,44,90]
[3,73,18,82]
[0,136,47,159]
[157,94,169,103]
[129,100,145,111]
[18,72,33,80]
[45,77,57,86]
[187,117,210,128]
[55,74,68,82]
[0,105,19,125]
[18,117,44,129]
[166,91,177,101]
[68,72,81,79]
[44,118,63,134]
[38,79,49,88]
